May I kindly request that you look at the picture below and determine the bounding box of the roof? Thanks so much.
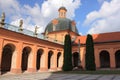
[74,32,120,44]
[44,18,78,34]
[58,6,67,11]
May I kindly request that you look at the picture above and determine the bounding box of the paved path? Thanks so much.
[0,72,120,80]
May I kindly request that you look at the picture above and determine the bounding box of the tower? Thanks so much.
[58,6,67,18]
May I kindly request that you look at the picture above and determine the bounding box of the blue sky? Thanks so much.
[0,0,120,35]
[75,0,100,34]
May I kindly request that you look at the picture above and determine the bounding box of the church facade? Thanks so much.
[0,7,120,74]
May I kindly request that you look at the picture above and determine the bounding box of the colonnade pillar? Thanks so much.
[0,38,3,74]
[109,49,115,69]
[40,48,48,71]
[95,49,100,69]
[58,52,63,70]
[51,50,57,70]
[80,47,86,69]
[10,42,23,73]
[27,45,37,72]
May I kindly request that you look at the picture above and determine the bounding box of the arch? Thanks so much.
[36,49,44,70]
[21,46,31,72]
[1,44,15,74]
[73,52,79,67]
[48,50,54,69]
[99,50,110,68]
[115,50,120,68]
[57,52,61,68]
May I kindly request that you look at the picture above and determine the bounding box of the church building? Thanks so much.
[0,6,120,74]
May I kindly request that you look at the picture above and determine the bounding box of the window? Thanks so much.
[53,25,56,31]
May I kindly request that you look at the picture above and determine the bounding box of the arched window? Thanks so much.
[72,26,76,32]
[53,25,56,31]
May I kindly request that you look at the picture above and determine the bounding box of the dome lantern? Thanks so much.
[58,6,67,18]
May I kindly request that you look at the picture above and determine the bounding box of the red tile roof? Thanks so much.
[74,32,120,44]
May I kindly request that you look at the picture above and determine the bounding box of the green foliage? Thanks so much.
[62,34,73,71]
[85,34,96,71]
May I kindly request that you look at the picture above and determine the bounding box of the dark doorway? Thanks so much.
[21,47,31,72]
[48,51,53,69]
[73,52,79,67]
[57,52,61,67]
[1,44,15,74]
[100,50,110,68]
[115,50,120,68]
[36,49,43,70]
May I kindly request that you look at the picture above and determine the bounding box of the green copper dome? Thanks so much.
[45,18,78,34]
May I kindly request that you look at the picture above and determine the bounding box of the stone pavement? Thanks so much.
[0,72,120,80]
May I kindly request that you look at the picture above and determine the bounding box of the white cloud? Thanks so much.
[0,0,21,20]
[0,0,81,33]
[79,32,82,35]
[84,0,120,34]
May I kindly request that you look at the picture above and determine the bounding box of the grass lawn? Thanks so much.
[53,70,120,74]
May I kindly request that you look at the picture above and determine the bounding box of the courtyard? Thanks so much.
[0,71,120,80]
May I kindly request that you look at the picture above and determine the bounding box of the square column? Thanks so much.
[109,49,115,69]
[57,51,63,70]
[10,42,23,74]
[27,45,37,73]
[0,38,3,74]
[95,49,100,69]
[50,50,57,71]
[39,48,48,71]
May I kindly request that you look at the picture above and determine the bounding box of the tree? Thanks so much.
[85,34,96,70]
[62,34,73,71]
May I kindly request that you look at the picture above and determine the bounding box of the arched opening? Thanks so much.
[1,44,15,74]
[48,51,53,69]
[100,50,110,68]
[36,49,43,70]
[57,52,61,68]
[73,52,79,67]
[115,50,120,68]
[21,47,31,72]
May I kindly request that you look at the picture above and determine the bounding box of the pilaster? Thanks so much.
[95,49,100,69]
[39,48,48,71]
[0,38,3,74]
[10,42,23,74]
[27,45,37,73]
[50,50,57,71]
[109,48,115,69]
